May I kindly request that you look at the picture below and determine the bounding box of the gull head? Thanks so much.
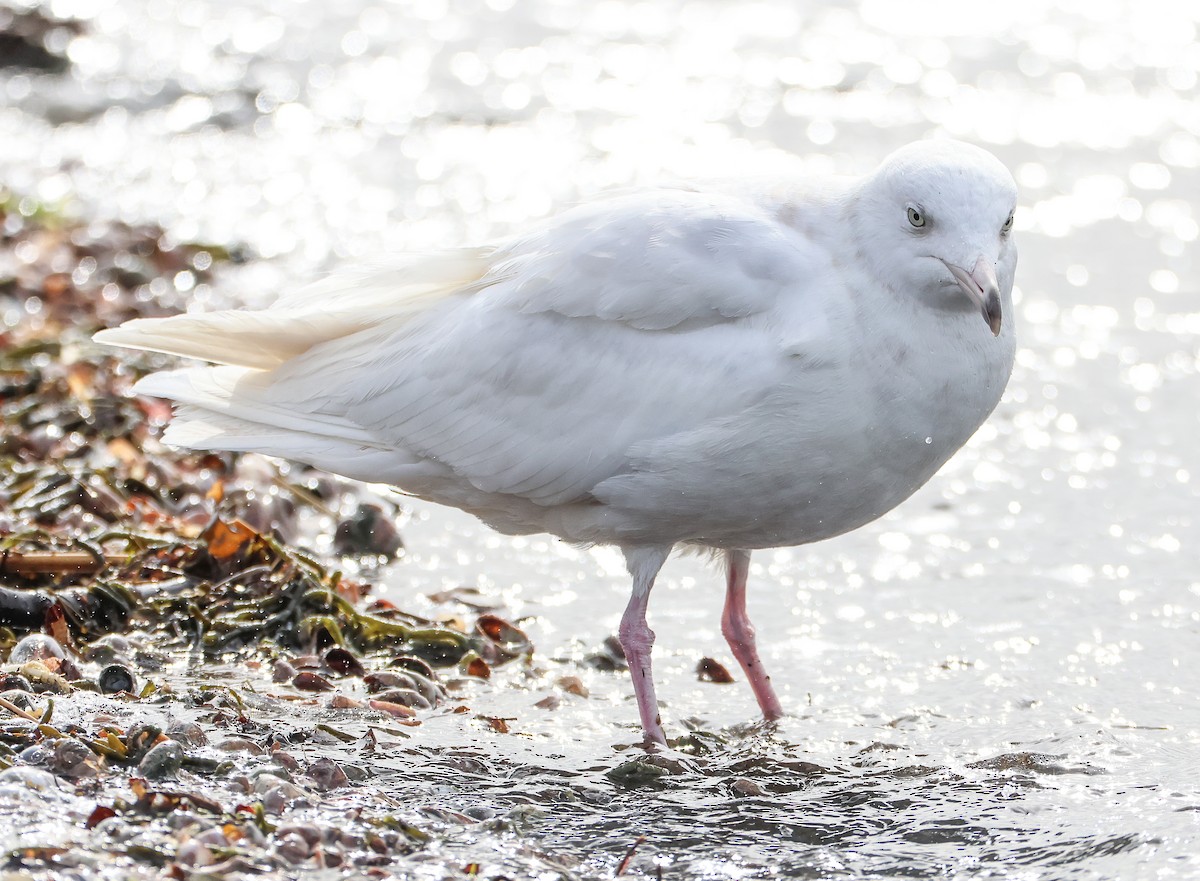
[853,139,1018,337]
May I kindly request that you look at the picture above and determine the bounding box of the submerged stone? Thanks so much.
[139,740,185,779]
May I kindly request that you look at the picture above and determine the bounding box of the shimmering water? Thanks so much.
[3,0,1198,877]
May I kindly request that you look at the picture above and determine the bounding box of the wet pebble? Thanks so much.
[50,738,99,777]
[389,656,436,679]
[251,771,291,793]
[363,670,414,693]
[165,719,207,746]
[18,744,50,764]
[584,636,628,671]
[207,855,262,875]
[322,646,365,677]
[83,634,132,665]
[174,840,214,868]
[273,824,322,847]
[262,779,310,813]
[139,740,184,779]
[271,659,297,683]
[731,777,766,797]
[370,688,430,709]
[292,671,334,692]
[606,761,670,788]
[131,646,168,672]
[369,668,444,704]
[273,832,311,864]
[166,813,205,832]
[475,615,531,662]
[233,490,298,543]
[215,737,264,755]
[297,472,341,501]
[305,757,349,790]
[334,504,403,558]
[234,820,267,846]
[270,749,300,772]
[8,634,65,664]
[195,827,231,847]
[57,657,82,680]
[0,765,57,791]
[93,816,136,840]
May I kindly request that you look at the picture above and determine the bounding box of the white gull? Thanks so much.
[95,139,1019,744]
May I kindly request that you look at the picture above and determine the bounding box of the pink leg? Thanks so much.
[618,546,672,745]
[721,549,784,721]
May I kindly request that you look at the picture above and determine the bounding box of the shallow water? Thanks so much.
[3,0,1198,877]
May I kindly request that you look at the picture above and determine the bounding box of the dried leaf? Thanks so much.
[465,657,491,679]
[476,715,511,734]
[85,805,117,829]
[43,602,72,650]
[555,675,588,697]
[696,657,735,683]
[200,518,255,560]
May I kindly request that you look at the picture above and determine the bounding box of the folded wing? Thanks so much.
[100,189,829,510]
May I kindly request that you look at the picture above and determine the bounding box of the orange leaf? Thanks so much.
[465,658,491,679]
[201,518,255,560]
[44,602,73,651]
[85,805,117,829]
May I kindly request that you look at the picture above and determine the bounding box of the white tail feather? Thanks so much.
[95,312,325,369]
[94,249,492,368]
[135,367,379,445]
[160,406,428,489]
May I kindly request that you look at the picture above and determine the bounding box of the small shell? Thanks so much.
[97,663,136,694]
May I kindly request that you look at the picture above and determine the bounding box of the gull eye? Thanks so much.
[1002,211,1014,232]
[906,206,925,228]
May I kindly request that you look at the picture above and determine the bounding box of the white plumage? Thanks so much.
[96,139,1019,744]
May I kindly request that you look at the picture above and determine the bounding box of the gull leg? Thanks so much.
[618,545,672,745]
[721,549,784,721]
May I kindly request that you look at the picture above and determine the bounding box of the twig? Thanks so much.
[616,836,645,877]
[0,550,108,577]
[0,695,40,722]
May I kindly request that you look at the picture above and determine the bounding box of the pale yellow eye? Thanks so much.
[907,206,925,228]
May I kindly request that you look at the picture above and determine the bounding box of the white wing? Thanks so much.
[95,251,491,368]
[119,188,835,509]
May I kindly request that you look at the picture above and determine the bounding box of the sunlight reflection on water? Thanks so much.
[3,0,1198,877]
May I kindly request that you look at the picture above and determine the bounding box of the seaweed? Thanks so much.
[0,187,537,877]
[0,189,531,677]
